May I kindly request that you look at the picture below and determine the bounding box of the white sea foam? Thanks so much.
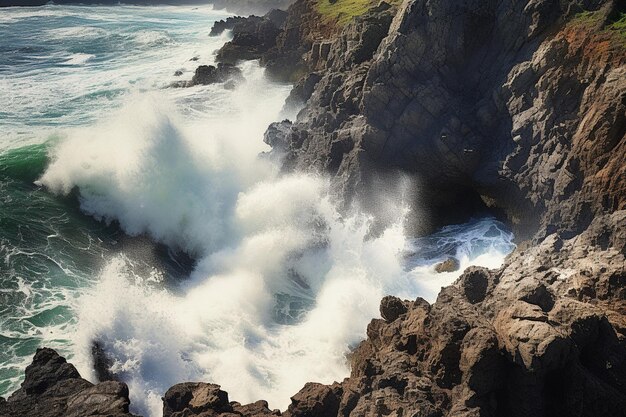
[64,53,95,65]
[47,26,108,40]
[133,30,175,47]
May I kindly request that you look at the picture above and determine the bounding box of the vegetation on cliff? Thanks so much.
[316,0,400,25]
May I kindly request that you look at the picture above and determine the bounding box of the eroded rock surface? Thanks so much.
[0,348,136,417]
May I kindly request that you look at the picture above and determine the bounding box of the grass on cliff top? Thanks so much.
[607,12,626,38]
[574,10,626,41]
[316,0,400,26]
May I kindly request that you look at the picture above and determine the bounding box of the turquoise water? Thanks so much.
[0,5,514,417]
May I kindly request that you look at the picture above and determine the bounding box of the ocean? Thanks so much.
[0,5,515,416]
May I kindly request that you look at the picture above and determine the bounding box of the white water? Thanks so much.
[1,5,515,416]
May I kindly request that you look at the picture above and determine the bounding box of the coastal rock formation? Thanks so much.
[209,16,250,36]
[266,0,625,232]
[162,383,280,416]
[171,63,244,88]
[0,348,136,417]
[215,11,286,65]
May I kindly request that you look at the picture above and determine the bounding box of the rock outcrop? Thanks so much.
[265,0,625,233]
[0,348,136,417]
[162,383,281,417]
[171,63,244,88]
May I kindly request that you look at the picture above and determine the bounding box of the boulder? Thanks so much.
[434,257,460,273]
[379,295,408,322]
[0,348,136,417]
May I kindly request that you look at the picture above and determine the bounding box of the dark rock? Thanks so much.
[163,383,231,416]
[284,72,322,110]
[92,341,118,382]
[216,15,283,64]
[174,70,183,76]
[171,64,244,88]
[191,63,243,86]
[459,268,491,304]
[0,348,136,417]
[264,9,288,29]
[379,295,408,322]
[210,16,249,36]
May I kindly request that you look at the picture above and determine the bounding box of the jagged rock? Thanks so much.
[191,64,243,85]
[210,16,249,36]
[7,1,626,417]
[0,348,136,417]
[162,382,277,417]
[284,72,322,110]
[264,9,288,29]
[171,64,244,88]
[216,15,283,64]
[270,0,625,234]
[379,295,408,322]
[283,382,341,417]
[163,383,231,416]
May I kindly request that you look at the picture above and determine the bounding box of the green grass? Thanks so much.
[574,10,603,22]
[316,0,400,26]
[573,10,626,42]
[607,12,626,39]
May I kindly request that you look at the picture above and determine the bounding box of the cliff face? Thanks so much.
[267,0,625,234]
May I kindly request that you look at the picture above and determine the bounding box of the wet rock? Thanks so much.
[210,15,249,36]
[434,257,460,273]
[171,64,244,88]
[191,64,243,86]
[458,267,491,304]
[163,383,231,416]
[216,15,283,64]
[91,340,118,382]
[0,348,136,417]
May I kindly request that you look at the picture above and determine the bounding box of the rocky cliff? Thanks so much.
[2,0,624,416]
[264,0,625,235]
